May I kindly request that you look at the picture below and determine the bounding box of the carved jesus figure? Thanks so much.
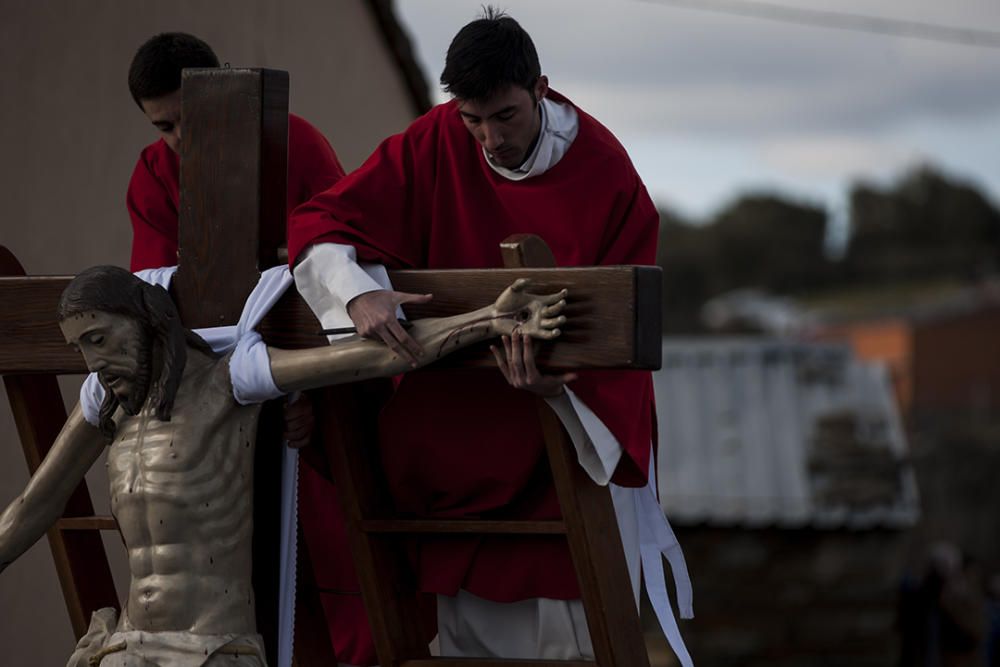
[0,266,566,666]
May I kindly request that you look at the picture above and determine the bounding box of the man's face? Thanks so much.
[457,76,549,169]
[60,311,151,414]
[140,89,182,154]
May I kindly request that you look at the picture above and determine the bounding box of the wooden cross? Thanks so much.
[0,69,662,666]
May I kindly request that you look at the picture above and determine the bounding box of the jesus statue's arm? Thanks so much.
[0,405,105,574]
[268,279,567,393]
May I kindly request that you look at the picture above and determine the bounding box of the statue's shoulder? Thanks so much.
[180,347,232,397]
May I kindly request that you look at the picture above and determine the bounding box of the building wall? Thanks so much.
[912,307,1000,415]
[0,2,420,663]
[818,319,914,416]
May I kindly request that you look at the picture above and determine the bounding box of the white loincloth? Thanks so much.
[67,607,266,667]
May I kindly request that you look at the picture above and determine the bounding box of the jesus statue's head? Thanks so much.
[57,266,212,438]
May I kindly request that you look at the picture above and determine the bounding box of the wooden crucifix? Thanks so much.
[0,68,662,666]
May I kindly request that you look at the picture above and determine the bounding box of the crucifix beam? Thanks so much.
[0,67,663,667]
[0,265,661,373]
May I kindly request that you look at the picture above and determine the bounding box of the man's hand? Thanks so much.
[283,393,315,449]
[347,289,433,366]
[491,329,578,397]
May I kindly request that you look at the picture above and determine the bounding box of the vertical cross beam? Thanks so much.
[505,235,651,667]
[175,68,288,327]
[175,68,289,664]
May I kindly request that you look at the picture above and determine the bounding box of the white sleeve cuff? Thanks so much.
[230,331,285,405]
[294,243,385,310]
[293,242,403,343]
[544,388,623,485]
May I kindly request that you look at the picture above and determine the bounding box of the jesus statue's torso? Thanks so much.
[107,349,261,635]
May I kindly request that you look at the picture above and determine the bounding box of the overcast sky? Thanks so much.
[397,0,1000,243]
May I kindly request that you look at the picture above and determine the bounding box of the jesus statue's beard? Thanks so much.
[113,335,154,416]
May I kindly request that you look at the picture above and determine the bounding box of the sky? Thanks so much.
[396,0,1000,244]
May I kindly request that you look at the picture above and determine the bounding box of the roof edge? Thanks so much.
[364,0,433,117]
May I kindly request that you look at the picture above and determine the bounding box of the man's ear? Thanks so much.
[535,75,549,101]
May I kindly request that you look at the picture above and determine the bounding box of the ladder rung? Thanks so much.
[400,660,595,666]
[57,516,117,531]
[360,519,566,535]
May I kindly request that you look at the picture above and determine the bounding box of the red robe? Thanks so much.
[126,115,377,665]
[289,90,658,603]
[127,113,346,271]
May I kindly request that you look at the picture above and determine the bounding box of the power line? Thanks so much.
[639,0,1000,49]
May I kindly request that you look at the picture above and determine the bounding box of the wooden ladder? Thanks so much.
[0,246,120,639]
[319,234,652,667]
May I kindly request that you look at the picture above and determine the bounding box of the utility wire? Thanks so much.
[639,0,1000,49]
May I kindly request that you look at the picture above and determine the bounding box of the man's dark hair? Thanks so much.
[127,32,220,108]
[58,266,215,438]
[440,7,541,102]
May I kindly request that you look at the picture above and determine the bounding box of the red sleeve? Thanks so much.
[571,171,660,487]
[127,148,179,272]
[287,126,430,268]
[286,115,346,214]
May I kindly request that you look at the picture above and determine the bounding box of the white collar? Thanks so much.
[484,97,579,181]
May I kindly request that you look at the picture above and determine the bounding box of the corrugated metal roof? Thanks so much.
[654,337,919,529]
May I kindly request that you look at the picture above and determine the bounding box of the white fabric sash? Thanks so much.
[546,390,694,666]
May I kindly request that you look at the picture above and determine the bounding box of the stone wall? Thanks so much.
[673,527,907,666]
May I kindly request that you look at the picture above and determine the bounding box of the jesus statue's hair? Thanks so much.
[57,265,216,438]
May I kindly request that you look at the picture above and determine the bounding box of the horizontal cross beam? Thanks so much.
[0,265,661,375]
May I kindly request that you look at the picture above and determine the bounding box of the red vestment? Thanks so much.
[126,115,378,665]
[289,91,658,603]
[127,113,346,271]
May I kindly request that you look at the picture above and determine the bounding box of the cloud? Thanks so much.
[402,0,1000,139]
[397,0,1000,211]
[758,135,925,179]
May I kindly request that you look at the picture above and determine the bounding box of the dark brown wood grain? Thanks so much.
[321,382,434,665]
[536,404,650,667]
[0,276,85,373]
[505,235,651,667]
[56,517,117,531]
[174,68,288,328]
[0,265,662,374]
[261,265,662,370]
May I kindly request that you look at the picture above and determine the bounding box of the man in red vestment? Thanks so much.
[288,9,691,662]
[125,33,379,667]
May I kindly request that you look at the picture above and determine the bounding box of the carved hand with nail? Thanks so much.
[490,278,577,397]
